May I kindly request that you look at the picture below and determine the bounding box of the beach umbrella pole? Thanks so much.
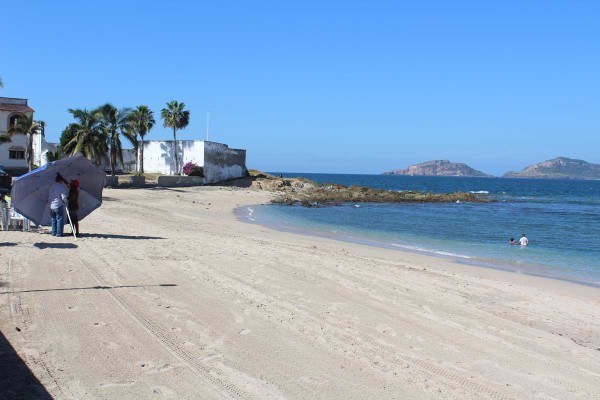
[65,207,77,240]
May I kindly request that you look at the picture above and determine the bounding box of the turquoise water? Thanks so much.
[239,174,600,287]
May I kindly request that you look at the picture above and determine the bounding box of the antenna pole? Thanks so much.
[206,111,209,141]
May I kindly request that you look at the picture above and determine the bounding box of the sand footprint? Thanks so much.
[375,323,397,337]
[151,386,178,398]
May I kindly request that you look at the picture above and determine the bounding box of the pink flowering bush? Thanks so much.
[183,162,204,177]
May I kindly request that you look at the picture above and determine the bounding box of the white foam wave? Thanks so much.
[469,190,489,194]
[391,243,472,259]
[246,207,255,221]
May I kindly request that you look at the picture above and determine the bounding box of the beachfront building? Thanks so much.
[0,97,54,176]
[95,140,247,184]
[141,140,247,183]
[1,97,246,184]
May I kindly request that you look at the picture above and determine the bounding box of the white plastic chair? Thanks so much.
[0,204,8,231]
[8,208,29,231]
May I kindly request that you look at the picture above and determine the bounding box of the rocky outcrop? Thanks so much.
[503,157,600,180]
[231,170,493,206]
[271,185,491,206]
[383,160,491,177]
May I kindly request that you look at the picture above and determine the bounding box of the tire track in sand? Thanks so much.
[176,256,515,400]
[75,246,285,400]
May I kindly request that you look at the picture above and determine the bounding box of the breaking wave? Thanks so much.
[391,243,472,259]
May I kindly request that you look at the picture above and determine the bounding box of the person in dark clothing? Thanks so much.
[67,179,80,236]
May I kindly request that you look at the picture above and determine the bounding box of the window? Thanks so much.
[9,150,25,160]
[8,113,24,127]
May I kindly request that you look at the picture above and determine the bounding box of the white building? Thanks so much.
[98,140,247,184]
[0,97,247,184]
[0,97,54,176]
[141,140,247,183]
[1,98,34,175]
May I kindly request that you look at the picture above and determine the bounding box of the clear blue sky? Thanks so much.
[2,1,599,175]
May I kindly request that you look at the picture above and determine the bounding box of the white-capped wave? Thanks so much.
[469,190,489,194]
[246,207,256,221]
[391,243,472,259]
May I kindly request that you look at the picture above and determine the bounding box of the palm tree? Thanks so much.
[3,115,42,171]
[45,149,62,163]
[161,100,190,175]
[96,103,130,176]
[127,106,155,174]
[63,108,107,165]
[122,122,139,174]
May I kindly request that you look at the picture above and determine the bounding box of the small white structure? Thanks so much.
[141,140,247,183]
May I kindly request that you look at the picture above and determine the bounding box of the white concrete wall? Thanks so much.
[38,140,57,166]
[0,133,28,170]
[139,140,246,183]
[32,132,50,167]
[120,148,136,173]
[141,140,205,175]
[0,110,11,133]
[202,141,247,183]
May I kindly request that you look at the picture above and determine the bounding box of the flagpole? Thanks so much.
[206,111,209,141]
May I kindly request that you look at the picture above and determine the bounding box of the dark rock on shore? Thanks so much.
[230,170,492,206]
[270,184,491,206]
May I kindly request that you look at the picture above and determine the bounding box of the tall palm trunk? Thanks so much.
[133,144,138,174]
[173,126,179,175]
[26,133,34,171]
[109,127,117,176]
[110,138,116,176]
[140,137,145,174]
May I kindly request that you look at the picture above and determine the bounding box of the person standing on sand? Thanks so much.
[67,179,80,236]
[519,234,529,246]
[48,174,68,237]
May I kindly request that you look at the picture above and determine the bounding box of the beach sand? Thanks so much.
[1,186,599,399]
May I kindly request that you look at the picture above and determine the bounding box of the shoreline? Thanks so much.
[2,186,600,399]
[236,203,600,291]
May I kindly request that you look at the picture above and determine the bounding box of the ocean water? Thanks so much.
[239,174,600,287]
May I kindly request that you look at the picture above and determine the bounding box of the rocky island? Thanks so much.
[503,157,600,180]
[382,160,492,177]
[224,171,493,206]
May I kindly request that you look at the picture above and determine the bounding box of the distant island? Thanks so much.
[502,157,600,180]
[382,160,491,177]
